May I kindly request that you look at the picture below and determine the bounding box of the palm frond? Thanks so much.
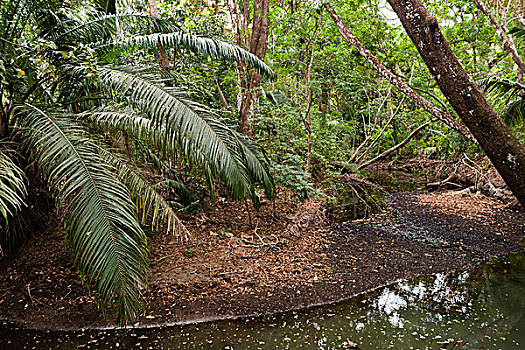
[91,67,274,201]
[78,111,194,235]
[50,12,180,45]
[18,104,148,322]
[0,148,26,225]
[478,77,525,126]
[96,146,191,240]
[82,106,251,200]
[478,77,525,97]
[509,26,525,40]
[502,97,525,126]
[94,32,276,79]
[80,79,274,203]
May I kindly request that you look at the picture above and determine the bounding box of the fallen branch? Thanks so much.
[426,174,454,188]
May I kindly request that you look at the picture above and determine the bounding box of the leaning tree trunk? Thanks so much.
[386,0,525,207]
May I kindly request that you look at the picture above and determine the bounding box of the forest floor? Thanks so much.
[0,170,524,330]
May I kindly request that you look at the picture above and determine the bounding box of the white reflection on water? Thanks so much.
[375,288,407,315]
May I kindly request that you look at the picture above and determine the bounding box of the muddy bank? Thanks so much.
[0,190,523,330]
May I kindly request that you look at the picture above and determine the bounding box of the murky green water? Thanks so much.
[2,254,525,349]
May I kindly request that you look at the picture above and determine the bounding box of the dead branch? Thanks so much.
[358,118,437,170]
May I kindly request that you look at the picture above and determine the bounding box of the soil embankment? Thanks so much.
[0,189,523,330]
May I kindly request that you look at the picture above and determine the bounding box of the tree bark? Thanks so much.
[471,0,525,74]
[324,4,476,143]
[229,0,270,136]
[386,0,525,207]
[148,0,169,69]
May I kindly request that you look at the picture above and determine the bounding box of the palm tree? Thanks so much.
[0,0,275,323]
[477,26,525,127]
[478,77,525,126]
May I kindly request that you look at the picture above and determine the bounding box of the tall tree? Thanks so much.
[384,0,525,207]
[147,0,170,69]
[227,0,270,136]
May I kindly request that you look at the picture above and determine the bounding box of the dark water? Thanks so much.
[2,254,525,349]
[333,170,425,222]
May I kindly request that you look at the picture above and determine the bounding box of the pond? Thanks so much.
[2,253,525,349]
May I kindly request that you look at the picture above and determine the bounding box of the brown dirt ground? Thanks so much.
[0,188,523,331]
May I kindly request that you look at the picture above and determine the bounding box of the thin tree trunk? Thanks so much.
[148,0,169,69]
[471,0,525,74]
[386,0,525,207]
[319,82,329,124]
[237,0,270,136]
[215,79,230,110]
[324,4,475,143]
[303,14,321,173]
[304,98,314,172]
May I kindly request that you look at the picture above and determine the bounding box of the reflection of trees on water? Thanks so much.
[351,256,525,349]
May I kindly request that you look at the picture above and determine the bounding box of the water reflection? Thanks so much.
[2,254,525,349]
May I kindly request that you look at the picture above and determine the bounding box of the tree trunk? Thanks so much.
[215,79,231,110]
[319,82,329,124]
[148,0,169,69]
[302,14,322,173]
[386,0,525,207]
[324,4,475,143]
[229,0,270,136]
[471,0,525,74]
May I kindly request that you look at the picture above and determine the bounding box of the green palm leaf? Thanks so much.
[0,148,26,225]
[92,67,274,201]
[94,32,276,79]
[18,104,148,322]
[478,77,525,97]
[501,97,525,126]
[478,77,525,126]
[50,12,180,45]
[96,146,191,240]
[509,26,525,40]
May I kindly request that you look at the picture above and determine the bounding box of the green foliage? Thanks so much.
[0,148,26,224]
[20,104,148,321]
[478,77,525,126]
[271,163,322,202]
[0,0,274,323]
[2,0,524,325]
